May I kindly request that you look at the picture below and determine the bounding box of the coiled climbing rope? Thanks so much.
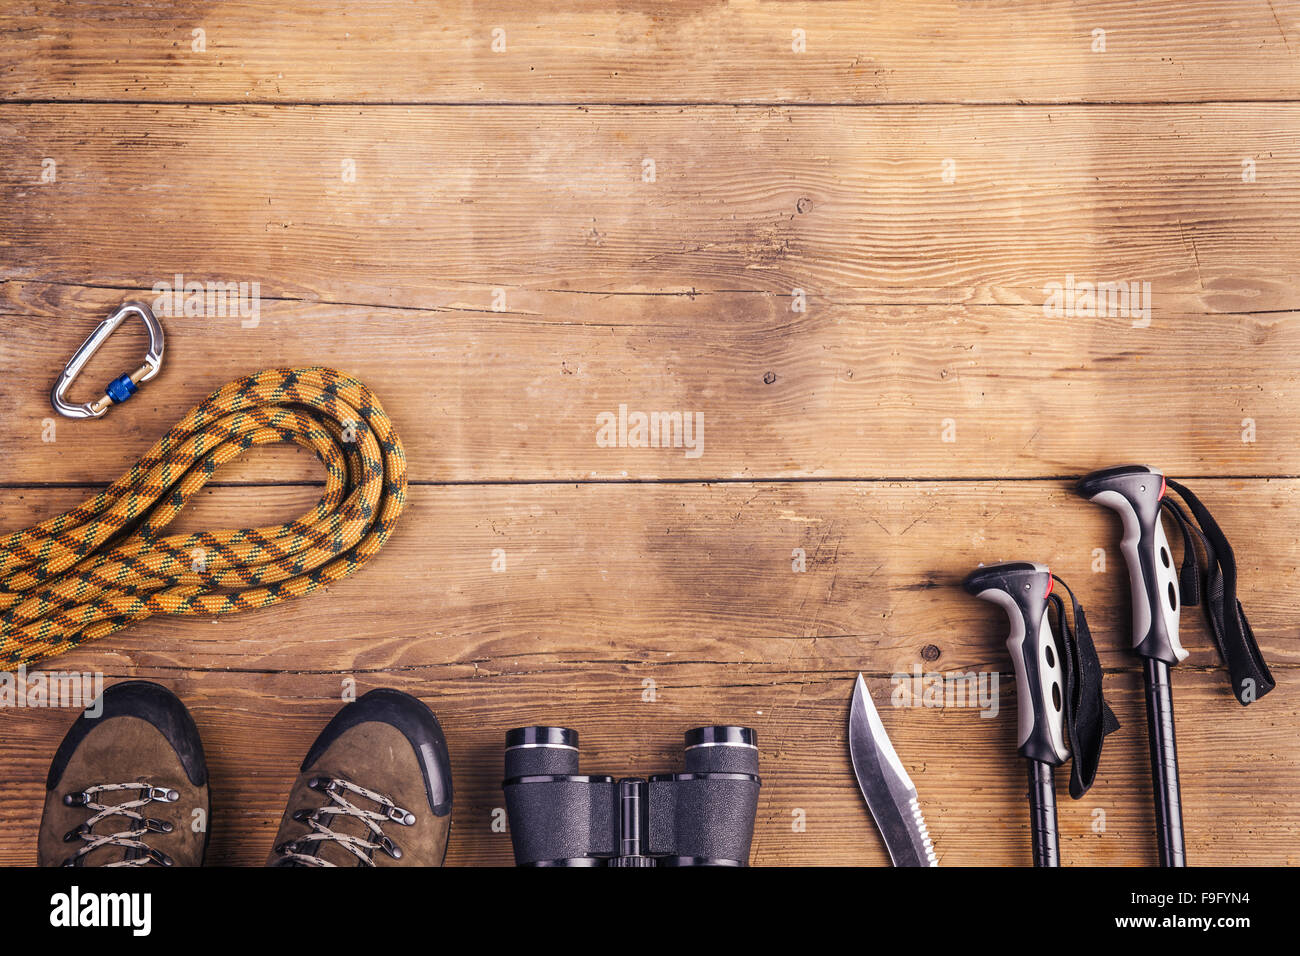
[0,367,407,668]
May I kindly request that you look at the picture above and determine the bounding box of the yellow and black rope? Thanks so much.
[0,367,407,668]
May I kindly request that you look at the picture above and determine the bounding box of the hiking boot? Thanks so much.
[39,680,210,867]
[268,688,452,866]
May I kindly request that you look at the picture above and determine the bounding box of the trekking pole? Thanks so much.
[964,561,1118,867]
[963,563,1069,866]
[1077,466,1187,866]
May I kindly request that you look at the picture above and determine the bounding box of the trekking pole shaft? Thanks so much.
[1144,658,1186,866]
[1027,760,1060,867]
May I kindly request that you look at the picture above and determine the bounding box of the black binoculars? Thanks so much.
[502,725,761,866]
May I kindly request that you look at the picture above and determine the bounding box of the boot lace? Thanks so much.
[61,782,180,866]
[276,776,415,867]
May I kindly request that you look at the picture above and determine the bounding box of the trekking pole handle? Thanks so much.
[963,562,1069,766]
[1077,466,1187,665]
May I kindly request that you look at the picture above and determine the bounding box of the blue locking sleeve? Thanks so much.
[106,374,138,404]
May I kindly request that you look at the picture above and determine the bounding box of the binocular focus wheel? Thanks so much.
[505,726,577,750]
[684,725,757,750]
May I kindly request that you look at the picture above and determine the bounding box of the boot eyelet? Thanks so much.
[384,805,415,826]
[64,791,90,807]
[377,835,402,859]
[63,823,91,843]
[144,818,174,833]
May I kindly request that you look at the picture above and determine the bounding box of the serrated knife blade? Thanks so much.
[849,673,938,867]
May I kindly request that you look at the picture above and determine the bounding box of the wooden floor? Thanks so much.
[1,2,1297,866]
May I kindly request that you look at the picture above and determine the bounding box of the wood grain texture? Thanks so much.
[2,1,1298,104]
[0,481,1295,676]
[1,1,1296,868]
[2,288,1297,482]
[0,483,1294,865]
[3,105,1298,312]
[0,667,1294,866]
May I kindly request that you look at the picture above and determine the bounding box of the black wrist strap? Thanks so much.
[1048,574,1120,798]
[1161,478,1274,706]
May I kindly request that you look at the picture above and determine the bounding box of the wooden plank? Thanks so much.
[2,1,1298,104]
[3,105,1299,312]
[0,665,1294,866]
[2,288,1297,482]
[2,1,1296,874]
[1,481,1294,676]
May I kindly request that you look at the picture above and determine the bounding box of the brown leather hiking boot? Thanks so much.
[268,688,453,867]
[39,680,210,867]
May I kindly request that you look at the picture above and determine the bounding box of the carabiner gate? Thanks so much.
[50,303,165,419]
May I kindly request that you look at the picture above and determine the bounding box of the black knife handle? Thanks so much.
[1145,658,1187,866]
[1028,760,1060,867]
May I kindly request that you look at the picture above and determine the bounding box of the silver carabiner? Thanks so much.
[50,303,165,419]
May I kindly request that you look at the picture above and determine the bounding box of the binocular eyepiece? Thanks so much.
[503,725,761,866]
